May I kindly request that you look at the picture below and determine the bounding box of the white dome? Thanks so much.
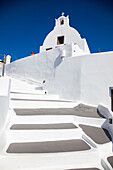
[40,14,90,54]
[43,25,81,47]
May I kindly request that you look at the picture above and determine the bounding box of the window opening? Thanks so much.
[46,48,52,51]
[60,19,64,25]
[57,36,64,45]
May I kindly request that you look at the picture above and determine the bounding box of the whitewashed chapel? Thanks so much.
[5,13,113,110]
[0,13,113,170]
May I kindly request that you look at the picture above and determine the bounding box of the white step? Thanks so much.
[10,100,78,109]
[10,89,47,95]
[7,129,82,143]
[10,93,59,101]
[10,115,74,124]
[10,77,42,88]
[0,151,102,170]
[10,77,44,94]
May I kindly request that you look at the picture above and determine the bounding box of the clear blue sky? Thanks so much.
[0,0,113,61]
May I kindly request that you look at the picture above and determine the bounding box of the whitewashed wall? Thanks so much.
[44,55,82,101]
[0,66,2,76]
[5,49,61,83]
[80,52,113,107]
[0,78,10,130]
[46,51,113,108]
[5,50,113,108]
[0,78,10,152]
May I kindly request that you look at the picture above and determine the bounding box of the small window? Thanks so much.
[57,36,64,45]
[46,48,52,51]
[60,19,64,25]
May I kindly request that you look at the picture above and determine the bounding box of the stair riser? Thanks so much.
[10,89,47,95]
[10,100,77,109]
[0,151,100,170]
[11,116,74,124]
[7,129,82,143]
[10,93,59,100]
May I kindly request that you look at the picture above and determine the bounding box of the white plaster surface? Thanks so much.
[0,77,112,170]
[6,55,11,64]
[0,66,2,76]
[5,49,60,83]
[5,50,113,108]
[10,100,77,109]
[44,51,113,108]
[0,151,103,170]
[0,78,10,153]
[10,93,59,100]
[7,129,82,143]
[0,78,10,130]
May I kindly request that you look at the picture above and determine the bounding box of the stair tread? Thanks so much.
[107,156,113,168]
[7,139,91,153]
[14,104,104,118]
[79,124,111,144]
[10,123,77,130]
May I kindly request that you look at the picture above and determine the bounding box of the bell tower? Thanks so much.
[55,13,69,27]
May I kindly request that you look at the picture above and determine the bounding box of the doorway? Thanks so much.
[111,89,113,112]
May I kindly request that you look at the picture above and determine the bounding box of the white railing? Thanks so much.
[98,104,113,139]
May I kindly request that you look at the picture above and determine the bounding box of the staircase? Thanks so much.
[0,78,113,170]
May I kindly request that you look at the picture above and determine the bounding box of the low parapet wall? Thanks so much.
[0,77,11,130]
[98,104,113,139]
[0,77,11,152]
[98,105,113,119]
